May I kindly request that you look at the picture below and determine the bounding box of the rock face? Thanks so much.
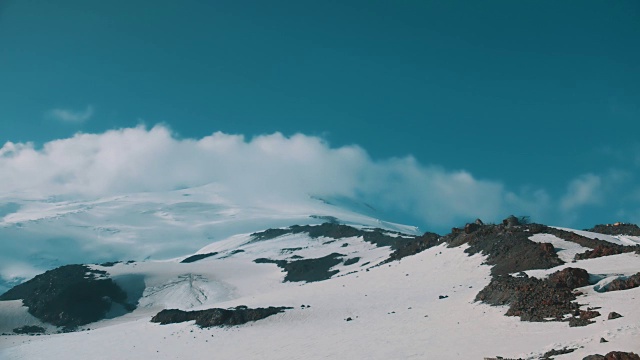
[180,252,218,263]
[464,222,481,234]
[0,265,133,328]
[542,347,576,358]
[252,223,369,242]
[446,220,602,326]
[608,312,623,320]
[604,352,640,360]
[575,245,639,260]
[343,257,360,266]
[475,268,594,325]
[383,232,442,264]
[604,273,640,292]
[583,352,640,360]
[547,267,590,289]
[255,253,345,282]
[503,215,520,228]
[151,306,291,327]
[588,223,640,236]
[445,223,564,276]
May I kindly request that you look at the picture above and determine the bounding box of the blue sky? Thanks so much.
[1,0,640,231]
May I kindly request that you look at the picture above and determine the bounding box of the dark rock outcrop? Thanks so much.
[343,257,360,266]
[444,220,602,326]
[575,245,639,261]
[475,268,595,325]
[444,223,564,276]
[604,352,640,360]
[608,312,623,320]
[604,273,640,292]
[0,265,133,328]
[151,306,291,327]
[465,222,481,234]
[180,252,218,263]
[503,215,520,228]
[444,220,639,274]
[100,261,121,267]
[542,347,575,359]
[383,232,442,264]
[547,267,590,289]
[583,352,640,360]
[255,253,345,282]
[251,223,363,242]
[13,325,46,334]
[588,223,640,236]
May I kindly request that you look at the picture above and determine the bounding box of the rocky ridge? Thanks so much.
[151,306,291,327]
[251,223,441,263]
[0,264,134,330]
[475,268,597,326]
[588,223,640,236]
[444,216,639,327]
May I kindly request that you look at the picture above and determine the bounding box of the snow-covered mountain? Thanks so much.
[1,190,640,359]
[0,184,417,294]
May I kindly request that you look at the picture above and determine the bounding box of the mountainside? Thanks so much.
[0,184,417,294]
[1,201,640,359]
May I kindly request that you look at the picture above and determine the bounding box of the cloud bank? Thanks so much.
[0,125,552,229]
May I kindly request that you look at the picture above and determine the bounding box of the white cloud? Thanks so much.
[46,105,94,123]
[560,174,602,211]
[0,125,549,228]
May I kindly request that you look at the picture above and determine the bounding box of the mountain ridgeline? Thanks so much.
[2,216,640,359]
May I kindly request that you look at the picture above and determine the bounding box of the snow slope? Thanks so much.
[1,224,639,359]
[0,184,417,294]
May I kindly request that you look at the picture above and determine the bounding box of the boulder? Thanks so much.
[604,352,640,360]
[606,273,640,292]
[503,215,520,228]
[608,312,623,320]
[547,268,590,289]
[465,222,481,234]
